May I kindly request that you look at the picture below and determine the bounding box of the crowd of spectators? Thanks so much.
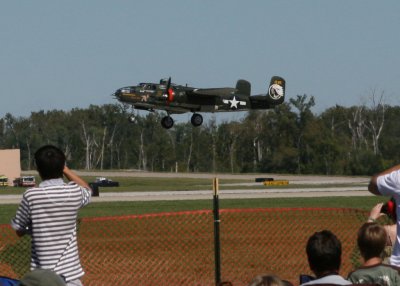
[240,164,400,286]
[243,223,399,286]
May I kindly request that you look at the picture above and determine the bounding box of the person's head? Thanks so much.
[357,222,387,261]
[19,269,66,286]
[248,274,288,286]
[306,230,342,277]
[34,145,66,180]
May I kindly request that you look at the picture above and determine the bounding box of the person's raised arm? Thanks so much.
[369,164,400,196]
[368,175,381,196]
[367,203,384,222]
[63,166,90,189]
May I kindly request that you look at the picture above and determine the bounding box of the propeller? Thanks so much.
[166,77,171,92]
[164,77,174,103]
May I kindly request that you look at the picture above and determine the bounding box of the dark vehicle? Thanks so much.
[95,177,119,187]
[113,76,285,129]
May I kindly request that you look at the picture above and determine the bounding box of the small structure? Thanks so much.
[0,149,21,185]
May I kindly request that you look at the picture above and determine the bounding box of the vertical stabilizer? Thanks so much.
[235,80,251,96]
[268,76,285,104]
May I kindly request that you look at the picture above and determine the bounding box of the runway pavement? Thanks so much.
[92,188,372,202]
[0,186,372,204]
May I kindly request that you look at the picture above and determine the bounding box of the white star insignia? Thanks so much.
[223,96,246,109]
[229,96,239,108]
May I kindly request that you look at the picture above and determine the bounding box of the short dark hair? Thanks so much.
[248,274,286,286]
[357,222,386,260]
[306,230,342,275]
[34,145,65,180]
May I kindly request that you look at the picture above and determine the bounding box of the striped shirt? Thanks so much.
[11,178,91,282]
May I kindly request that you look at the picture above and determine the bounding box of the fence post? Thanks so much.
[213,177,221,286]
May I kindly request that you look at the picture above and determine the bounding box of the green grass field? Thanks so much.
[0,196,383,225]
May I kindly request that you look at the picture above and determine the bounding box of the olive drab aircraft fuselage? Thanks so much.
[113,76,285,129]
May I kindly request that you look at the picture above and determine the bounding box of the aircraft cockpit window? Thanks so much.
[121,88,132,93]
[159,79,168,85]
[143,84,156,90]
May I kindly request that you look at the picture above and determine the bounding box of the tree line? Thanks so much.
[1,93,397,176]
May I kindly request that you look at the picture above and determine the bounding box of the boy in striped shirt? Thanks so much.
[12,145,91,286]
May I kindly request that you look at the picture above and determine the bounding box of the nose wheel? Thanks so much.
[161,115,174,129]
[191,113,203,127]
[128,107,139,124]
[128,115,137,123]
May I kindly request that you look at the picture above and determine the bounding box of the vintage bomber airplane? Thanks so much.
[113,76,285,129]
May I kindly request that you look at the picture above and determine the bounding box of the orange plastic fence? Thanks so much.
[0,208,368,286]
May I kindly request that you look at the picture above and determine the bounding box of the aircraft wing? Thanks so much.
[131,101,199,114]
[188,88,236,97]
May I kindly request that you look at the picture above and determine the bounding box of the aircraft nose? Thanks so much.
[113,89,122,99]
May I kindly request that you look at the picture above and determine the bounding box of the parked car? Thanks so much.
[95,177,120,187]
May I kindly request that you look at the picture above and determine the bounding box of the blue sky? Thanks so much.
[1,1,399,120]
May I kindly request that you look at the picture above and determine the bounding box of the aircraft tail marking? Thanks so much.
[268,76,285,104]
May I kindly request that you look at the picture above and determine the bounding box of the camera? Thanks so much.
[381,198,396,220]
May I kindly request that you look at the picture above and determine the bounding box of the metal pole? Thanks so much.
[213,177,221,286]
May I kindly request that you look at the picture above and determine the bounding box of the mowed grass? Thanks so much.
[82,196,384,218]
[0,196,384,225]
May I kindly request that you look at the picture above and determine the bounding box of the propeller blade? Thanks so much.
[164,77,174,103]
[166,77,171,90]
[162,77,172,98]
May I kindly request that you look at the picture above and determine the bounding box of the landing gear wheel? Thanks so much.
[191,113,203,127]
[128,115,137,123]
[161,116,174,129]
